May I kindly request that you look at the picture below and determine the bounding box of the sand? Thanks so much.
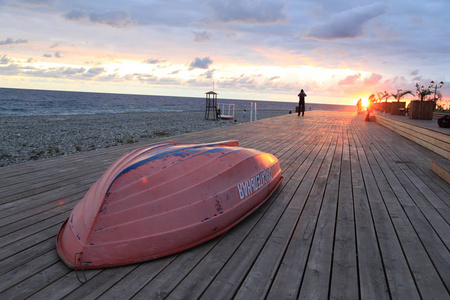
[0,110,290,167]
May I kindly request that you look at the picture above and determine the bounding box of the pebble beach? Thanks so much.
[0,110,289,167]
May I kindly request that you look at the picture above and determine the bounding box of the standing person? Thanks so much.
[243,109,246,120]
[217,107,221,120]
[365,94,375,121]
[298,89,307,116]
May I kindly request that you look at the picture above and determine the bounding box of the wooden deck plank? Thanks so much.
[264,126,337,300]
[0,238,54,275]
[92,256,176,300]
[233,126,338,299]
[128,238,220,300]
[359,122,450,228]
[349,125,390,300]
[27,269,103,300]
[350,124,421,299]
[0,112,448,300]
[0,256,69,300]
[0,224,60,261]
[61,265,137,300]
[296,126,345,300]
[0,190,85,230]
[367,118,450,194]
[0,250,61,294]
[365,143,450,283]
[352,120,450,297]
[329,128,359,300]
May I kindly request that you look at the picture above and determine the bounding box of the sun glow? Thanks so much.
[361,97,369,108]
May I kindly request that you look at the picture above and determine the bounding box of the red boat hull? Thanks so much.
[56,140,282,269]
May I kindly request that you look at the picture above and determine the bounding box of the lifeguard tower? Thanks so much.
[205,91,218,120]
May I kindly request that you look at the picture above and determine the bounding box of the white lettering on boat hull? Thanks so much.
[237,168,273,200]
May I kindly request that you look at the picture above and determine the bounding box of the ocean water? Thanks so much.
[0,87,352,117]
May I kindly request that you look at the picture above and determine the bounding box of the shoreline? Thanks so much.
[0,110,290,167]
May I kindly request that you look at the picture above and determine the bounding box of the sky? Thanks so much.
[1,0,449,106]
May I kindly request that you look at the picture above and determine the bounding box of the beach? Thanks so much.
[0,110,290,167]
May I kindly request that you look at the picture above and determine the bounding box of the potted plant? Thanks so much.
[377,91,392,113]
[390,90,413,115]
[409,83,434,120]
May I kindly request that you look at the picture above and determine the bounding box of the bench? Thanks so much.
[430,159,450,184]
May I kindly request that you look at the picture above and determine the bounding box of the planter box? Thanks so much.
[373,103,381,111]
[409,100,434,120]
[391,102,406,115]
[381,102,392,113]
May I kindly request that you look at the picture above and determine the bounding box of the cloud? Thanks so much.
[65,9,133,28]
[33,66,101,79]
[0,63,72,78]
[189,57,213,70]
[410,16,423,25]
[0,60,180,85]
[0,57,184,86]
[219,74,257,89]
[135,73,158,83]
[0,63,105,79]
[204,69,215,79]
[0,63,22,75]
[97,73,123,82]
[193,31,212,43]
[304,2,388,40]
[0,55,12,64]
[83,67,106,77]
[216,73,298,92]
[62,67,86,75]
[410,70,419,76]
[158,77,181,85]
[0,38,28,45]
[42,51,62,58]
[64,9,87,20]
[312,45,348,59]
[205,0,286,24]
[306,4,329,20]
[0,54,11,64]
[17,0,54,5]
[363,73,382,85]
[89,10,133,28]
[143,58,165,64]
[338,73,361,85]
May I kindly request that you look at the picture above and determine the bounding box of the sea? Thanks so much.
[0,87,353,117]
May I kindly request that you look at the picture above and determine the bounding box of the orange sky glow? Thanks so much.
[1,1,448,107]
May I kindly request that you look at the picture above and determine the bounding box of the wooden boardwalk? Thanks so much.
[0,111,449,299]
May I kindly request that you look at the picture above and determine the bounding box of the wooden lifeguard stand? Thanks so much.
[205,91,218,120]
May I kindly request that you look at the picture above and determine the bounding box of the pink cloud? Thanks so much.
[363,73,382,85]
[338,73,361,85]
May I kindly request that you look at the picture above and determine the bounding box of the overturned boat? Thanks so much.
[56,140,282,269]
